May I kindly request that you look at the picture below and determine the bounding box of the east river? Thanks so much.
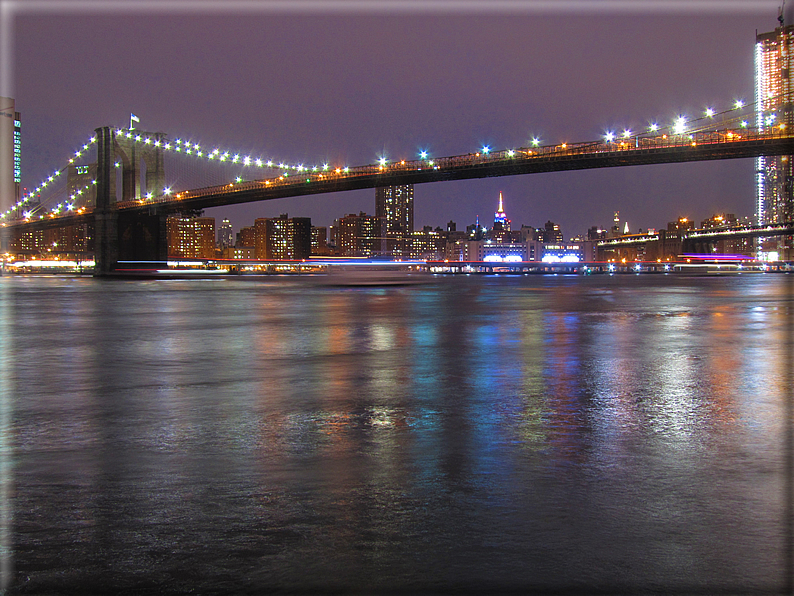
[0,273,791,594]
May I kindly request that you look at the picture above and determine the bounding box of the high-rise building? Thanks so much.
[756,19,793,258]
[237,226,256,248]
[493,192,511,231]
[539,221,563,244]
[217,218,234,249]
[13,110,20,204]
[254,214,311,260]
[334,212,386,257]
[0,97,17,215]
[67,164,97,208]
[376,185,413,256]
[311,226,330,256]
[167,217,215,258]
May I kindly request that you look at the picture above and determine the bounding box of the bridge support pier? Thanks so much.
[95,127,117,276]
[94,126,169,275]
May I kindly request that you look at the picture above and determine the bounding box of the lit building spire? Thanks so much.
[494,191,510,231]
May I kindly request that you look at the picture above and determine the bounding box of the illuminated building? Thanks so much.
[237,226,256,248]
[67,164,97,208]
[700,213,738,229]
[254,214,311,260]
[13,110,20,203]
[167,216,215,258]
[541,243,583,263]
[756,20,793,258]
[11,228,44,253]
[376,185,413,256]
[539,221,563,244]
[700,213,754,256]
[311,226,330,256]
[217,218,234,249]
[667,217,694,232]
[465,239,544,262]
[222,246,255,259]
[408,228,445,260]
[493,192,511,231]
[334,212,385,257]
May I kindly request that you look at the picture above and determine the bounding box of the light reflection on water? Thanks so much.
[1,273,792,594]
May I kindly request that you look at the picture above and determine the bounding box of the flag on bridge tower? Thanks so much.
[130,113,140,130]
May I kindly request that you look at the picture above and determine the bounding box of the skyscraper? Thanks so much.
[217,218,234,249]
[493,192,510,231]
[0,97,16,215]
[755,18,793,258]
[376,185,413,256]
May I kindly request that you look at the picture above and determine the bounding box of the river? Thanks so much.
[0,273,791,594]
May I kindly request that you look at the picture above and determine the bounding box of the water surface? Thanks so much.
[1,273,791,594]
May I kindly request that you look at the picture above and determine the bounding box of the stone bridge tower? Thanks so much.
[112,129,167,202]
[95,126,169,275]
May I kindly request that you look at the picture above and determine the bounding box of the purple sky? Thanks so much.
[6,1,790,238]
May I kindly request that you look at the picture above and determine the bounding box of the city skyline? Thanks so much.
[4,2,793,237]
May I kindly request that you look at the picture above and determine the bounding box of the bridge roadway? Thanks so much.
[3,128,792,228]
[111,127,791,213]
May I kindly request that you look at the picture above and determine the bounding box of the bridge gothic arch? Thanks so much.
[112,131,167,202]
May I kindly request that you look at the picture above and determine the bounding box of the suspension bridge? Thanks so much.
[1,97,792,274]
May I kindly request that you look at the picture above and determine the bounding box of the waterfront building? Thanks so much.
[408,228,445,260]
[9,223,91,257]
[540,243,582,263]
[334,212,385,257]
[466,239,544,263]
[254,214,311,260]
[167,216,215,259]
[311,226,330,256]
[10,228,44,253]
[237,226,256,249]
[376,185,413,257]
[222,246,255,259]
[756,20,793,258]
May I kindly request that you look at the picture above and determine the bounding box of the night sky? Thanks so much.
[6,1,790,238]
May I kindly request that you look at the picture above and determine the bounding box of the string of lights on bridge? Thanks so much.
[2,94,786,222]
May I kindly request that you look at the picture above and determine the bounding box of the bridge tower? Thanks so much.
[94,126,169,275]
[112,129,166,202]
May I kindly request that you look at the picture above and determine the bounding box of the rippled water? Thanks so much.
[0,273,791,594]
